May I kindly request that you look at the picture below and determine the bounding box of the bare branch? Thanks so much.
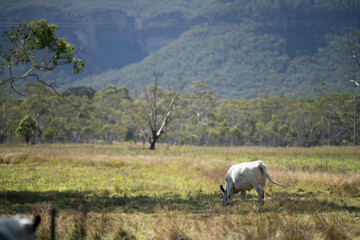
[152,72,159,132]
[10,80,24,96]
[34,75,63,97]
[156,97,177,136]
[1,66,36,86]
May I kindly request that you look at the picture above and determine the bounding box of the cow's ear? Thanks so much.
[220,185,225,193]
[31,215,41,233]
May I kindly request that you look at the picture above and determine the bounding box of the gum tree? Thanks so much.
[0,19,84,95]
[16,115,36,144]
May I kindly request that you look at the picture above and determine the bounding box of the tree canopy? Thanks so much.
[0,19,84,94]
[15,115,36,143]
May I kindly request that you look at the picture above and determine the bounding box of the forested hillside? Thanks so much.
[0,0,359,99]
[78,23,359,99]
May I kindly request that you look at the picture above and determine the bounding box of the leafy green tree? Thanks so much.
[288,99,321,147]
[16,115,36,143]
[65,95,92,142]
[187,91,221,145]
[278,124,289,147]
[92,85,132,143]
[0,19,84,94]
[22,82,53,143]
[265,114,279,147]
[0,85,22,142]
[230,126,242,145]
[44,117,67,142]
[317,93,354,145]
[256,121,266,146]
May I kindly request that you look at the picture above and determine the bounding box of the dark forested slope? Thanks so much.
[0,0,359,99]
[76,22,359,99]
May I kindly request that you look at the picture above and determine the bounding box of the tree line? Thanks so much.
[1,82,359,147]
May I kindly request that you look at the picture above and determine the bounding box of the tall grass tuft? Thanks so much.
[70,207,88,240]
[313,213,348,240]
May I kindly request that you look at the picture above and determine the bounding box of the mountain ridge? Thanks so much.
[0,0,359,99]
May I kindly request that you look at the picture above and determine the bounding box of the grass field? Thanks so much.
[0,143,359,239]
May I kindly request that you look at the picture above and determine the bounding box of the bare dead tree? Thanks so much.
[140,70,186,150]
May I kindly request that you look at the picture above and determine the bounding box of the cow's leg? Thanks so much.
[255,187,264,201]
[240,190,246,202]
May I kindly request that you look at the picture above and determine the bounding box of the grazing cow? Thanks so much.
[220,160,285,205]
[0,215,41,240]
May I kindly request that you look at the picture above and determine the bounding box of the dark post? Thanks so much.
[51,208,57,240]
[355,95,357,146]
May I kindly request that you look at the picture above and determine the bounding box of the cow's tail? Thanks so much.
[259,163,285,187]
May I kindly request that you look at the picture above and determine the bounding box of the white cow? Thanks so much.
[220,160,285,204]
[0,215,41,240]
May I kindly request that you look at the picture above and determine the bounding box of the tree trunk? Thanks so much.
[149,140,156,150]
[149,135,158,150]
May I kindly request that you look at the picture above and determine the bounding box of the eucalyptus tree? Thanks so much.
[15,115,36,144]
[40,91,69,142]
[187,91,222,145]
[0,19,84,95]
[288,99,321,147]
[209,99,248,146]
[0,86,22,142]
[64,95,92,142]
[22,82,52,143]
[317,93,354,145]
[92,85,132,143]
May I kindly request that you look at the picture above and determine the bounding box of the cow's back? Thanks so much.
[227,161,265,192]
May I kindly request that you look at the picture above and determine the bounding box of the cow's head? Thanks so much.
[220,185,232,205]
[0,215,41,240]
